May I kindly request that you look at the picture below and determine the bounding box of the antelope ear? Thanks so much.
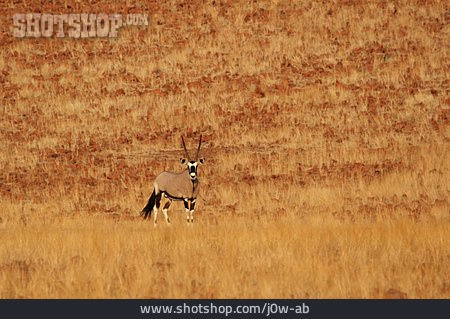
[199,157,206,164]
[180,158,187,164]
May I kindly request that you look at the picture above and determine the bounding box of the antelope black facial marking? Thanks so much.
[187,161,198,180]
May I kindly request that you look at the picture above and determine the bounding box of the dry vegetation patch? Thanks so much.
[0,0,448,298]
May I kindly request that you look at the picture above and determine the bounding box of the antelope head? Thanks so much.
[180,134,205,181]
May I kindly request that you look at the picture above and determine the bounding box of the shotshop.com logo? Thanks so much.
[13,13,148,38]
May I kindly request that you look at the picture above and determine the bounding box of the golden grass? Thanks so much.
[0,0,449,298]
[1,212,448,298]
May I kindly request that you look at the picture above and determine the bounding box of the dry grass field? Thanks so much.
[0,1,449,298]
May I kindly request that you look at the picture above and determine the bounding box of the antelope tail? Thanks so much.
[141,189,156,219]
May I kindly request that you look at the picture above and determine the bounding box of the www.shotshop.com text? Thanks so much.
[140,302,310,317]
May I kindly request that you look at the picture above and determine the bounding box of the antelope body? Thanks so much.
[141,135,205,225]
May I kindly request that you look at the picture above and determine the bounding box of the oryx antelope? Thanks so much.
[141,135,205,225]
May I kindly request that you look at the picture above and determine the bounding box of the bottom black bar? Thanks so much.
[0,299,448,319]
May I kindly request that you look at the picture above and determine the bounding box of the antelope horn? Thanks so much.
[181,136,191,160]
[195,134,202,160]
